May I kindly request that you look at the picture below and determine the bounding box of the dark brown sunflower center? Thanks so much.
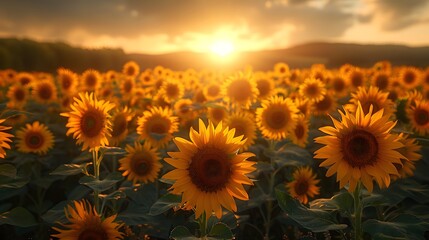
[14,88,25,101]
[375,74,389,90]
[279,67,286,73]
[294,124,305,139]
[315,96,332,112]
[81,110,105,138]
[189,148,231,193]
[126,67,135,76]
[207,85,220,97]
[332,78,345,92]
[20,77,31,85]
[361,100,379,114]
[123,80,133,93]
[229,79,252,102]
[295,179,309,195]
[414,108,429,126]
[25,133,44,149]
[305,84,319,96]
[166,84,179,97]
[231,124,245,138]
[257,80,270,97]
[38,85,53,100]
[210,108,226,122]
[131,152,153,176]
[351,73,363,87]
[341,129,378,167]
[404,72,415,84]
[150,122,167,134]
[78,228,108,240]
[62,76,72,89]
[85,74,97,87]
[267,110,288,129]
[111,115,127,137]
[179,104,190,114]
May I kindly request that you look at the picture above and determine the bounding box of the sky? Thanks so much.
[0,0,429,54]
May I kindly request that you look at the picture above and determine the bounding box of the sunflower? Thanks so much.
[61,92,115,152]
[6,84,29,109]
[207,105,229,125]
[139,70,155,86]
[158,78,184,103]
[122,61,140,78]
[221,72,259,108]
[313,92,337,116]
[393,133,422,180]
[57,68,78,96]
[372,61,392,73]
[193,88,207,104]
[294,97,312,118]
[286,166,320,204]
[120,77,135,97]
[203,82,222,101]
[119,141,161,184]
[255,72,275,99]
[52,200,123,240]
[406,99,429,136]
[314,102,404,192]
[226,111,257,150]
[174,98,195,121]
[163,119,256,219]
[81,69,102,92]
[136,106,178,148]
[346,86,395,117]
[371,71,391,91]
[329,75,349,97]
[290,115,310,147]
[399,67,422,89]
[108,107,134,146]
[299,77,326,102]
[274,62,290,78]
[16,72,34,86]
[31,79,58,104]
[256,95,299,141]
[15,121,54,155]
[347,68,366,89]
[0,119,13,159]
[104,70,118,83]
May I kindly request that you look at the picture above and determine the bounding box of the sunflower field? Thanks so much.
[0,61,428,240]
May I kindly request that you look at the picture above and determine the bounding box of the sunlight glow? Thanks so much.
[210,40,234,57]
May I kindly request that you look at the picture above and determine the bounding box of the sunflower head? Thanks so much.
[158,78,185,103]
[299,77,326,102]
[221,72,259,108]
[315,102,404,192]
[57,68,78,95]
[290,114,310,147]
[6,84,28,109]
[108,107,134,146]
[203,82,222,101]
[81,69,102,92]
[0,119,13,159]
[136,106,179,148]
[399,67,422,89]
[392,133,422,180]
[122,61,140,78]
[274,62,290,78]
[347,86,394,117]
[313,92,337,116]
[406,99,429,136]
[119,141,161,185]
[61,92,115,152]
[347,68,366,89]
[256,95,299,141]
[31,79,58,104]
[52,200,123,240]
[174,98,196,121]
[286,166,320,204]
[226,111,257,150]
[16,121,54,155]
[163,119,256,219]
[255,72,275,100]
[16,72,34,86]
[371,71,391,91]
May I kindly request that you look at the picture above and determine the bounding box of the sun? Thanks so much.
[210,40,234,57]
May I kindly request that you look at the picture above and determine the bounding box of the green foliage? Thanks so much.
[79,172,123,192]
[0,207,37,227]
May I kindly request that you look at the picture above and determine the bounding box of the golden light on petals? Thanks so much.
[57,68,78,96]
[290,115,310,147]
[16,121,54,155]
[108,107,134,146]
[221,72,259,108]
[314,102,404,192]
[6,84,28,109]
[406,99,429,136]
[0,119,13,159]
[60,92,115,152]
[163,119,256,219]
[299,77,326,102]
[81,69,102,92]
[393,133,422,180]
[52,200,123,240]
[122,61,140,78]
[346,86,395,116]
[31,80,58,104]
[226,111,257,150]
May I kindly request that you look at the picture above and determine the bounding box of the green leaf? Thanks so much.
[378,179,429,205]
[0,175,29,188]
[50,163,90,176]
[170,225,198,240]
[363,214,429,240]
[0,207,37,227]
[79,172,123,192]
[310,190,353,215]
[266,144,312,167]
[208,222,233,240]
[275,185,347,232]
[0,164,16,178]
[100,146,126,156]
[149,193,181,216]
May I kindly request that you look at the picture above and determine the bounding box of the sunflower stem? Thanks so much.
[353,182,363,240]
[199,211,208,237]
[92,149,101,214]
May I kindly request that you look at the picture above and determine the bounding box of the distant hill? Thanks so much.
[1,38,428,73]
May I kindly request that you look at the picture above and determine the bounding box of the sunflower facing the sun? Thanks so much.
[314,102,404,192]
[60,92,115,152]
[52,200,123,240]
[16,121,54,155]
[0,119,13,159]
[163,119,256,219]
[286,166,320,204]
